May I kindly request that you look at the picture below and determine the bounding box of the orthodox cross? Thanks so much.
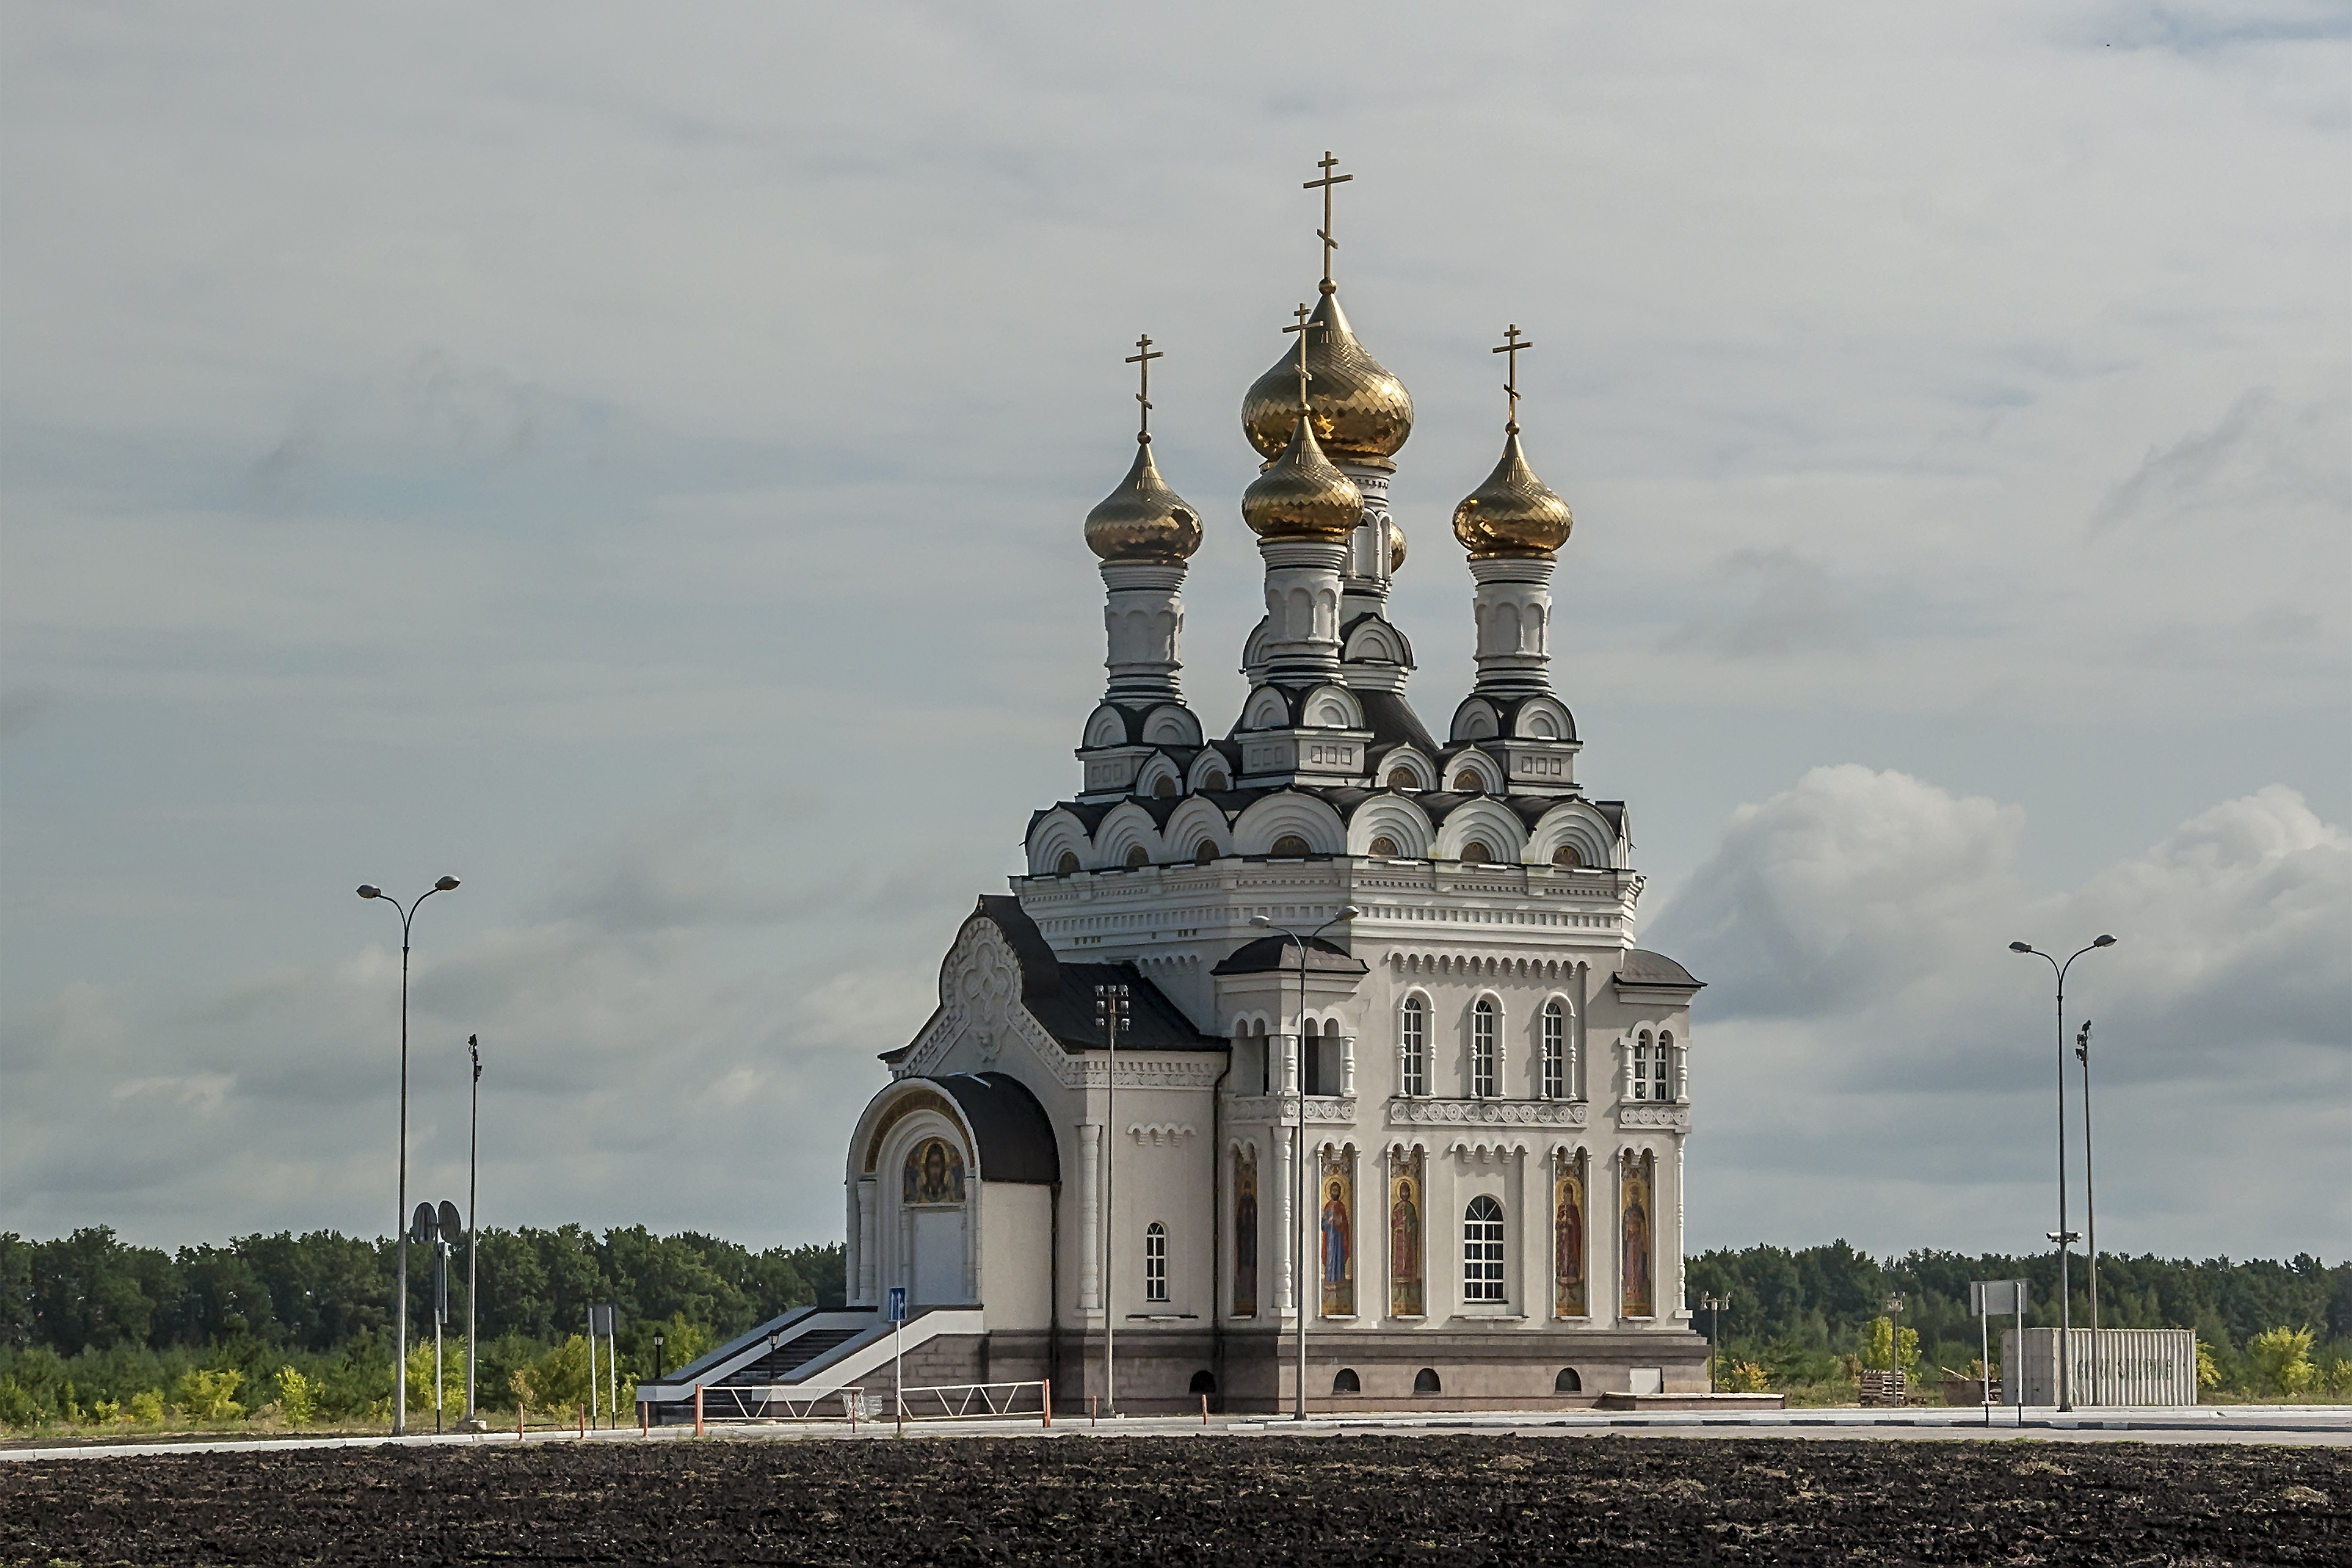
[1492,323,1534,432]
[1303,151,1352,290]
[1125,333,1163,441]
[1281,301,1316,412]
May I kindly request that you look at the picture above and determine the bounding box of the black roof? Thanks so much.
[1211,934,1370,978]
[1614,949,1704,990]
[1358,689,1441,757]
[930,1072,1059,1184]
[973,897,1225,1052]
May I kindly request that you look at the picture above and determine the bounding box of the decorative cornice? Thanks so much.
[1617,1103,1690,1131]
[1388,1098,1585,1127]
[1225,1094,1358,1126]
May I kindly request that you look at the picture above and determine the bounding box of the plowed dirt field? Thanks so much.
[5,1433,2347,1564]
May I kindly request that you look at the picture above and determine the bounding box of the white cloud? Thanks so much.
[1652,769,2352,1259]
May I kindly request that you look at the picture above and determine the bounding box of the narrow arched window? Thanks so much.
[1453,771,1483,793]
[1552,844,1582,868]
[1401,996,1427,1098]
[1195,840,1218,865]
[1056,851,1081,876]
[1464,1196,1504,1302]
[1414,1367,1443,1394]
[1472,999,1497,1098]
[1271,834,1311,858]
[1126,844,1149,868]
[1633,1030,1653,1101]
[1256,1022,1272,1096]
[1332,1368,1360,1394]
[1368,835,1399,858]
[1145,1222,1169,1303]
[1153,776,1178,798]
[1657,1030,1677,1102]
[1203,770,1228,792]
[1461,840,1493,866]
[1541,1001,1566,1100]
[1388,768,1417,790]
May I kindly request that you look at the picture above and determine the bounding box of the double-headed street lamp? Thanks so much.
[358,875,460,1436]
[2008,934,2114,1412]
[1250,905,1360,1422]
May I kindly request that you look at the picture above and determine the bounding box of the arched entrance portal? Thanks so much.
[902,1133,969,1306]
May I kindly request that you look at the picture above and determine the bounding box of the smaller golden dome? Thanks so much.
[1389,517,1407,574]
[1451,430,1572,559]
[1241,291,1414,468]
[1243,415,1363,540]
[1085,439,1202,563]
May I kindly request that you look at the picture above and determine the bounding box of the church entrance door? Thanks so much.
[912,1210,967,1305]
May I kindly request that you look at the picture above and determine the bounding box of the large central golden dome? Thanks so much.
[1241,289,1414,469]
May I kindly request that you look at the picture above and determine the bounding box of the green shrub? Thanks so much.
[1723,1360,1769,1393]
[275,1366,319,1427]
[510,1334,593,1419]
[128,1390,165,1423]
[0,1375,42,1428]
[2246,1327,2316,1399]
[172,1367,245,1422]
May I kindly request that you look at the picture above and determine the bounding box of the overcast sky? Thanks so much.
[4,3,2346,1265]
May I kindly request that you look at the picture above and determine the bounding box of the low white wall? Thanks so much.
[2002,1327,2197,1406]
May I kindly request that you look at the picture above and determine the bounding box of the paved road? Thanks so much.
[8,1403,2348,1461]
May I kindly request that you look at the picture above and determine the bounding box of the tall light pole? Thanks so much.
[2008,935,2114,1412]
[1250,905,1360,1422]
[465,1033,483,1424]
[1700,1294,1727,1392]
[2076,1018,2100,1406]
[358,875,460,1436]
[1093,982,1130,1415]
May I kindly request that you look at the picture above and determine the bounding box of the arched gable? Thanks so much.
[1346,794,1434,858]
[1526,800,1618,869]
[1450,698,1501,742]
[1094,800,1163,867]
[1134,752,1185,798]
[1232,792,1347,856]
[1083,703,1136,750]
[1140,704,1201,748]
[1163,796,1232,862]
[1512,695,1573,742]
[1377,746,1436,792]
[1240,685,1292,732]
[1027,808,1094,876]
[1186,749,1235,793]
[1440,746,1504,794]
[1435,797,1526,862]
[1301,683,1364,731]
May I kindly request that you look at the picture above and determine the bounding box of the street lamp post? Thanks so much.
[2076,1019,2100,1406]
[465,1033,483,1424]
[1700,1294,1727,1392]
[358,875,460,1437]
[2007,935,2114,1413]
[1250,905,1360,1423]
[1093,982,1131,1415]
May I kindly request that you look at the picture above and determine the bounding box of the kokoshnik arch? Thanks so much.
[645,156,1711,1418]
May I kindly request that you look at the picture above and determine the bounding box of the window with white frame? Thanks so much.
[1541,1000,1566,1100]
[1464,1196,1505,1302]
[1632,1031,1652,1099]
[1401,996,1427,1098]
[1657,1030,1678,1101]
[1472,999,1497,1098]
[1257,1022,1272,1095]
[1145,1221,1168,1302]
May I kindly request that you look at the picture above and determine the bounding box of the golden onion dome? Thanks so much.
[1388,517,1407,574]
[1084,438,1202,563]
[1241,290,1414,468]
[1451,429,1572,559]
[1242,414,1364,540]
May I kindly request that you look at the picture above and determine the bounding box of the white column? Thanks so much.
[1076,1122,1102,1313]
[1573,962,1589,1100]
[1341,1034,1357,1097]
[855,1178,877,1305]
[1272,1121,1294,1316]
[1281,1033,1299,1095]
[1469,554,1556,699]
[1102,561,1187,705]
[1673,1138,1688,1319]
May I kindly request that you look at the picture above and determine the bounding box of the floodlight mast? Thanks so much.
[358,875,460,1436]
[2008,935,2114,1412]
[1250,905,1359,1421]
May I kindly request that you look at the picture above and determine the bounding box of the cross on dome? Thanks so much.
[1305,151,1352,293]
[1492,324,1534,434]
[1125,333,1163,442]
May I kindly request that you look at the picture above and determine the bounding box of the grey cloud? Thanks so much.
[2091,388,2352,535]
[1662,550,1868,660]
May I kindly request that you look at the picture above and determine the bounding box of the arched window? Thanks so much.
[1271,834,1311,858]
[1472,999,1497,1098]
[1195,840,1218,864]
[1552,844,1582,868]
[1555,1367,1582,1392]
[1657,1030,1676,1101]
[1332,1368,1360,1394]
[1633,1030,1653,1101]
[1461,840,1493,865]
[1056,851,1081,876]
[1126,844,1150,868]
[1464,1197,1505,1302]
[1368,835,1399,858]
[1145,1222,1168,1302]
[1400,996,1427,1098]
[1541,1000,1566,1100]
[1153,776,1178,798]
[1414,1367,1443,1394]
[1203,770,1228,792]
[1388,768,1417,790]
[1189,1370,1217,1394]
[1452,771,1483,793]
[1255,1022,1272,1096]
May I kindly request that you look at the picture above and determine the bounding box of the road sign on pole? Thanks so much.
[1971,1279,2029,1426]
[887,1287,907,1434]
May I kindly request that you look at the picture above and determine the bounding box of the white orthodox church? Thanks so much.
[647,163,1710,1419]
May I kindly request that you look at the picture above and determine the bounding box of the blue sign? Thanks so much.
[887,1286,907,1323]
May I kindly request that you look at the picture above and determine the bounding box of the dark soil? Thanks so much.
[5,1433,2346,1565]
